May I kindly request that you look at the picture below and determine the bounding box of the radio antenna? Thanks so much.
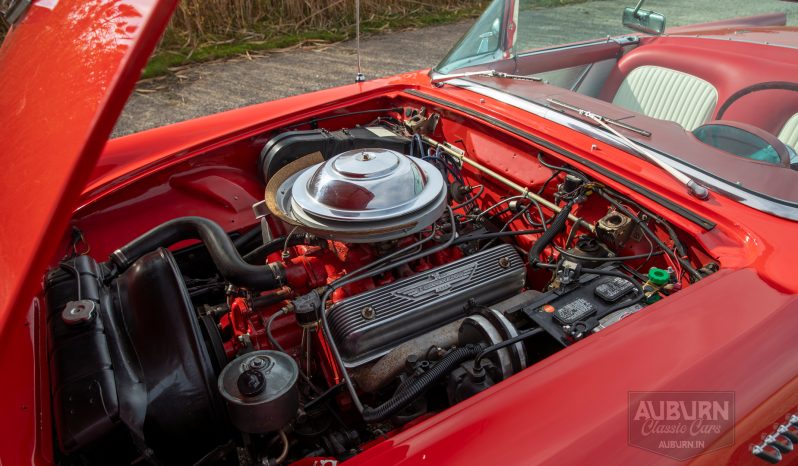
[355,0,365,82]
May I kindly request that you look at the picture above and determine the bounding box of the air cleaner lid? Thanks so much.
[267,148,447,243]
[291,148,443,222]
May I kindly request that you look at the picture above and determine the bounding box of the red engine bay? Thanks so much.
[39,97,736,465]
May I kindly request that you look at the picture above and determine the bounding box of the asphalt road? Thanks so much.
[113,21,473,137]
[113,0,798,137]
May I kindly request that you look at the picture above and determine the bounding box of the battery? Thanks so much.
[509,266,641,346]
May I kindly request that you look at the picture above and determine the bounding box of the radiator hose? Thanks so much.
[109,216,283,290]
[361,344,483,423]
[527,199,575,266]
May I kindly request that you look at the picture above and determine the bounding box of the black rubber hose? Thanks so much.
[251,289,291,309]
[233,224,262,251]
[554,248,664,262]
[266,308,289,353]
[453,228,544,245]
[244,234,327,264]
[527,199,575,266]
[110,216,282,290]
[244,236,287,264]
[537,153,588,182]
[361,345,483,423]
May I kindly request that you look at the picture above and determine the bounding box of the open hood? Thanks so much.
[0,0,177,338]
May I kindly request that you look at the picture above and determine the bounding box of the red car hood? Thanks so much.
[0,0,176,340]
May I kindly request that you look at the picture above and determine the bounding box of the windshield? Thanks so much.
[437,0,798,73]
[434,0,798,215]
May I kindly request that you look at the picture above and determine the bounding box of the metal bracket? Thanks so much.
[251,200,273,243]
[609,35,641,46]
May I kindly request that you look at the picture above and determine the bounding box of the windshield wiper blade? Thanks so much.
[431,70,543,86]
[547,98,651,137]
[546,98,709,200]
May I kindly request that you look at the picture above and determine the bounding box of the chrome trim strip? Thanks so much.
[668,34,798,52]
[514,36,639,59]
[442,79,798,221]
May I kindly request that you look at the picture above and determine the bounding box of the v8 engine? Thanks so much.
[44,109,715,465]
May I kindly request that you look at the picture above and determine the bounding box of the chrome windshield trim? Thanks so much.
[443,79,798,221]
[429,36,638,80]
[514,35,639,58]
[666,34,798,52]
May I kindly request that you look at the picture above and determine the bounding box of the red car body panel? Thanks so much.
[0,1,177,463]
[1,1,798,465]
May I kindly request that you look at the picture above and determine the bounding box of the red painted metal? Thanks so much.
[0,1,177,464]
[347,269,798,465]
[1,2,798,465]
[221,239,464,370]
[318,327,343,385]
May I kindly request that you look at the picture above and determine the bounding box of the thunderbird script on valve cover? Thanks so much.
[2,0,798,465]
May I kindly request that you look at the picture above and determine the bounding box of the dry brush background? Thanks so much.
[168,0,479,47]
[1,1,482,73]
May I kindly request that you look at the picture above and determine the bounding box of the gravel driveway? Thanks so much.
[113,0,798,137]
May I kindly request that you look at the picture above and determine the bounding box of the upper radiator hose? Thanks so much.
[109,216,283,290]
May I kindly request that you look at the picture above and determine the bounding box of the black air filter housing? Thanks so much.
[259,126,411,182]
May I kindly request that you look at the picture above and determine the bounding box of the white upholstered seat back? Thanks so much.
[779,113,798,149]
[612,65,718,131]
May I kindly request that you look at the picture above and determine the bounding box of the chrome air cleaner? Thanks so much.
[266,148,447,242]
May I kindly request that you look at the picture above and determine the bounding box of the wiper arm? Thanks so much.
[546,98,709,200]
[431,70,543,86]
[547,98,651,137]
